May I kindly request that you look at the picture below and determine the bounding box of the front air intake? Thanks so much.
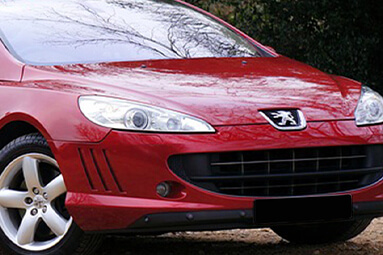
[168,145,383,197]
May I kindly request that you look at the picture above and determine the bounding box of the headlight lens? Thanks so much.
[355,86,383,126]
[79,96,215,133]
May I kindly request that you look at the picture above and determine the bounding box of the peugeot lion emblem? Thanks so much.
[260,109,307,131]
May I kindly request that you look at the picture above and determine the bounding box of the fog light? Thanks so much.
[156,182,171,197]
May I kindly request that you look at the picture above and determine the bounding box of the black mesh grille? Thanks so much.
[168,145,383,197]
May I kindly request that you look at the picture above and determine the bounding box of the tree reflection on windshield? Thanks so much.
[0,0,261,65]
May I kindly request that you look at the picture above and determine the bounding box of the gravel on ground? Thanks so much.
[97,218,383,255]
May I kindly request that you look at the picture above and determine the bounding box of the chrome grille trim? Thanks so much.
[210,155,367,166]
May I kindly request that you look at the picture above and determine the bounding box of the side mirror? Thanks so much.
[265,46,276,53]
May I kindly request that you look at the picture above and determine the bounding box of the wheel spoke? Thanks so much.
[17,214,39,245]
[22,157,41,190]
[0,189,27,209]
[45,175,66,200]
[42,207,68,237]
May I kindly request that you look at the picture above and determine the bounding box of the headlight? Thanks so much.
[355,86,383,126]
[78,96,215,133]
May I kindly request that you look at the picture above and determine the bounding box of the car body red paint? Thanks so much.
[0,0,382,236]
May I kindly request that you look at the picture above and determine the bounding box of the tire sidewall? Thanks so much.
[0,134,84,255]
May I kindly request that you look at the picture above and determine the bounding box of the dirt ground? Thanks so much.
[97,218,383,255]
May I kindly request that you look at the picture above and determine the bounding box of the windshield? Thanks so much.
[0,0,264,65]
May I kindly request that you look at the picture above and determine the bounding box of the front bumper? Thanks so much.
[51,120,383,232]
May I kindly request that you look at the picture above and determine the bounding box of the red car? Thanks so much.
[0,0,382,254]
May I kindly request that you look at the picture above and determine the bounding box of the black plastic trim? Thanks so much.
[89,201,383,234]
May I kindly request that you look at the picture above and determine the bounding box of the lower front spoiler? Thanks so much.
[101,201,383,234]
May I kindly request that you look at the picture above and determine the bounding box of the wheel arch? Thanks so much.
[0,114,53,150]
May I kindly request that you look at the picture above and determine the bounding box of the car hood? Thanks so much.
[24,56,361,126]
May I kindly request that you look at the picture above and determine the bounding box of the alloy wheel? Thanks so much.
[0,153,72,251]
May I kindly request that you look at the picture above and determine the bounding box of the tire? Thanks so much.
[272,219,372,244]
[0,133,103,255]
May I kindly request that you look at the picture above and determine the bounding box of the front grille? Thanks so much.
[168,145,383,197]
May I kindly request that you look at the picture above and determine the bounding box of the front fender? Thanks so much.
[0,84,110,143]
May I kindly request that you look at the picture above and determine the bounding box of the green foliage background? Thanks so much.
[186,0,383,91]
